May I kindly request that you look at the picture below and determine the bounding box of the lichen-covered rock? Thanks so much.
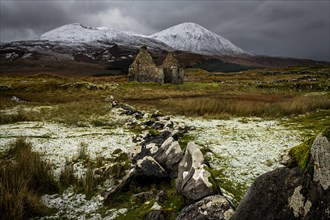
[176,195,234,220]
[233,128,330,220]
[144,210,168,220]
[136,156,168,178]
[176,142,218,202]
[231,167,303,220]
[311,133,330,190]
[154,137,183,178]
[128,46,164,83]
[161,52,184,84]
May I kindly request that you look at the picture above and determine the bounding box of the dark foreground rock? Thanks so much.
[176,195,234,220]
[231,167,303,220]
[231,128,330,220]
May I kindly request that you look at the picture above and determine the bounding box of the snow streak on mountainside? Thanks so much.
[40,23,171,51]
[150,22,248,56]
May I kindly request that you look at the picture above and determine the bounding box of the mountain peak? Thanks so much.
[40,23,171,51]
[150,22,248,56]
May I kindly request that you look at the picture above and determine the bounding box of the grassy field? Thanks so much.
[0,65,329,218]
[1,65,329,132]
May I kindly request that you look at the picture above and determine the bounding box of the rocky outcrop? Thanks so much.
[128,46,164,83]
[161,52,184,84]
[176,142,219,202]
[176,195,234,220]
[231,167,303,220]
[232,128,330,220]
[311,133,330,190]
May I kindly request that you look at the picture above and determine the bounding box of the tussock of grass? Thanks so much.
[77,142,89,161]
[59,162,76,189]
[0,138,58,219]
[0,108,40,125]
[76,162,98,199]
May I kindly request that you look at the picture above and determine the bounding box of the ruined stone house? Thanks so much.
[161,52,184,84]
[128,47,184,84]
[128,46,164,83]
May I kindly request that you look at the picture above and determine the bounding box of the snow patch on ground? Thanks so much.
[0,121,135,177]
[173,116,302,190]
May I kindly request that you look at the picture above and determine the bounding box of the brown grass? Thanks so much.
[124,93,330,118]
[0,138,58,220]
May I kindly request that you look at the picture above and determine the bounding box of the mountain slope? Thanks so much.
[40,23,171,51]
[150,22,248,56]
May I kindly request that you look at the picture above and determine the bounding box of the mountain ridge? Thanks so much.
[150,22,249,56]
[40,22,248,57]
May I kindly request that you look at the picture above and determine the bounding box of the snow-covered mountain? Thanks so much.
[150,22,248,56]
[40,23,171,51]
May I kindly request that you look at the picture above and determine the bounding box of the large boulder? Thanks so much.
[231,167,303,220]
[311,133,330,190]
[176,142,218,202]
[232,128,330,220]
[176,195,234,220]
[128,46,164,83]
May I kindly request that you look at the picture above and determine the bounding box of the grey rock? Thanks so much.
[154,137,183,178]
[144,210,167,220]
[231,167,303,220]
[0,85,11,91]
[311,133,330,190]
[176,195,234,220]
[102,168,136,201]
[176,142,218,202]
[136,156,168,178]
[142,130,172,147]
[232,128,330,220]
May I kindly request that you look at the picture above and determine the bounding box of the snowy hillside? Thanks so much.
[40,23,171,51]
[150,22,248,56]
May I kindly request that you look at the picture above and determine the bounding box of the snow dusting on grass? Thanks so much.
[173,116,303,202]
[0,104,304,218]
[0,120,135,178]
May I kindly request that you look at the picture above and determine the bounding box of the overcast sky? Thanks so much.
[1,0,329,61]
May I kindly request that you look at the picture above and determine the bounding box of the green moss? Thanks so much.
[148,128,159,136]
[204,166,220,193]
[178,134,195,150]
[322,126,330,141]
[111,150,129,164]
[107,179,184,220]
[288,136,315,171]
[208,168,246,207]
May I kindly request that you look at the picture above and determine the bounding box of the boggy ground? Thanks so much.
[0,65,329,219]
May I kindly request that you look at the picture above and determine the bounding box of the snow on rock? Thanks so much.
[150,22,249,56]
[40,23,171,50]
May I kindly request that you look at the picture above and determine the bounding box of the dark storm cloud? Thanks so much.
[0,0,329,61]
